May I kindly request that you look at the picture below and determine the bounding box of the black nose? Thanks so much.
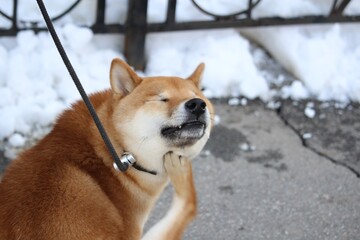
[185,98,206,118]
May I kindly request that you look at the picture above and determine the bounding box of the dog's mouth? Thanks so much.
[161,120,206,141]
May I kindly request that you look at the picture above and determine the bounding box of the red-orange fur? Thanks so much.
[0,59,213,240]
[0,90,139,239]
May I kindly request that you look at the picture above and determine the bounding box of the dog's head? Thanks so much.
[109,59,214,173]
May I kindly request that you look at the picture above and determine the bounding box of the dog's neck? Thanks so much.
[89,135,169,235]
[88,97,169,191]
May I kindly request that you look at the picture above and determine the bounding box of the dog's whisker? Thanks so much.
[137,136,149,151]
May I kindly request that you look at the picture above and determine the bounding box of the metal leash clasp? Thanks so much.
[113,152,136,172]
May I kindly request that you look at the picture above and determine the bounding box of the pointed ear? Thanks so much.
[110,58,142,95]
[187,63,205,89]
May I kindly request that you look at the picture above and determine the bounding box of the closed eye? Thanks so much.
[145,96,169,103]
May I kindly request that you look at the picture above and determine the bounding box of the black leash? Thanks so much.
[36,0,129,172]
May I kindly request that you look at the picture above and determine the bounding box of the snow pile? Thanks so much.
[241,0,360,102]
[304,102,316,119]
[0,26,122,140]
[146,29,269,99]
[145,0,356,104]
[242,24,360,102]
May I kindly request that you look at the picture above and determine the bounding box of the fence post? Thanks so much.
[125,0,148,70]
[95,0,106,25]
[330,0,351,15]
[12,0,18,32]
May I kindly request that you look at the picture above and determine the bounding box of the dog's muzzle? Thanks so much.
[161,120,206,136]
[161,98,208,146]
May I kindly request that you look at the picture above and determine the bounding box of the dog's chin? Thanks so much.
[161,121,206,147]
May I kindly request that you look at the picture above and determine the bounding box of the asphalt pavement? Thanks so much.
[145,99,360,240]
[1,99,359,239]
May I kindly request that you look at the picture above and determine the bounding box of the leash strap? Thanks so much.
[36,0,127,172]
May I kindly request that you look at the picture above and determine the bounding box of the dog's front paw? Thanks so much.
[163,152,194,198]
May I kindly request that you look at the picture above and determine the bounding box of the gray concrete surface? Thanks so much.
[145,100,360,240]
[280,100,360,176]
[1,99,359,240]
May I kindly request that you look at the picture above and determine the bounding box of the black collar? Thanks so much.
[113,152,157,175]
[133,162,157,175]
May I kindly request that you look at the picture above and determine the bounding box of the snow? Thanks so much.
[228,98,240,106]
[214,115,221,125]
[0,0,360,145]
[266,101,281,110]
[240,143,250,152]
[242,24,360,102]
[282,81,309,100]
[8,133,26,147]
[146,29,269,99]
[227,97,249,106]
[305,106,316,119]
[240,98,248,106]
[0,107,16,140]
[302,133,313,140]
[0,24,122,142]
[240,143,256,152]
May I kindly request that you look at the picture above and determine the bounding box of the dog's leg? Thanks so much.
[142,153,197,240]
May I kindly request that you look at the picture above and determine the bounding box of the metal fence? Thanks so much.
[1,0,359,70]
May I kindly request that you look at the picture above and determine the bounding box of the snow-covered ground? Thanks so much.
[0,0,360,154]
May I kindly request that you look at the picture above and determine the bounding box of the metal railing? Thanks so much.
[1,0,359,70]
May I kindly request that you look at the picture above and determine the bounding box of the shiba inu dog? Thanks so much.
[0,59,214,239]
